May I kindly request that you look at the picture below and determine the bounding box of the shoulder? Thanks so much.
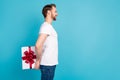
[41,22,51,29]
[39,22,52,35]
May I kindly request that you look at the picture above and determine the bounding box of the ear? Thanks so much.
[47,10,51,15]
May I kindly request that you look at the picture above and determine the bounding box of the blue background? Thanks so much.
[0,0,120,80]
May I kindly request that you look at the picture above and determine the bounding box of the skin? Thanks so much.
[34,6,58,69]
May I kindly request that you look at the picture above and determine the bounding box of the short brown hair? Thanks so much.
[42,4,56,18]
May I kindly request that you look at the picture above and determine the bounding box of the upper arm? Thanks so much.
[36,24,51,48]
[35,33,48,48]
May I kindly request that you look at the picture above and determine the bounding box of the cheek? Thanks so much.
[52,13,56,17]
[54,13,57,16]
[56,13,58,16]
[51,12,54,16]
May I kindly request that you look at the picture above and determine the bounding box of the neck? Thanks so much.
[45,16,53,24]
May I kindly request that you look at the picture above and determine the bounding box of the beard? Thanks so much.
[53,17,56,21]
[51,15,57,21]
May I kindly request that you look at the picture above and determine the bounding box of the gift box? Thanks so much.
[21,46,36,69]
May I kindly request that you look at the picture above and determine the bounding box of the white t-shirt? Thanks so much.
[39,22,58,66]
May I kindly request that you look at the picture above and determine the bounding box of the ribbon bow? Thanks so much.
[22,46,36,69]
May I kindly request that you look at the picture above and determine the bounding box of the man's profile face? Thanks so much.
[51,6,58,21]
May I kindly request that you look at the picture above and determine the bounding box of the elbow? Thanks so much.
[35,44,42,50]
[35,44,39,50]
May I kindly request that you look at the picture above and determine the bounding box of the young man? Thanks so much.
[34,4,58,80]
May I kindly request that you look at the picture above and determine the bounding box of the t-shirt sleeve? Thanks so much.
[39,24,51,35]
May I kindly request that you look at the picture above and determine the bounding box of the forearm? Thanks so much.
[35,34,48,63]
[35,46,43,62]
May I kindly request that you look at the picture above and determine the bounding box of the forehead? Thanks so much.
[51,6,56,11]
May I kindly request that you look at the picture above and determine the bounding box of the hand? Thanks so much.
[34,60,40,69]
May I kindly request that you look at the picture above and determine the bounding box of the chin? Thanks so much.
[53,18,56,21]
[54,19,56,21]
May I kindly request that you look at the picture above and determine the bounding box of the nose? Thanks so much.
[56,13,58,16]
